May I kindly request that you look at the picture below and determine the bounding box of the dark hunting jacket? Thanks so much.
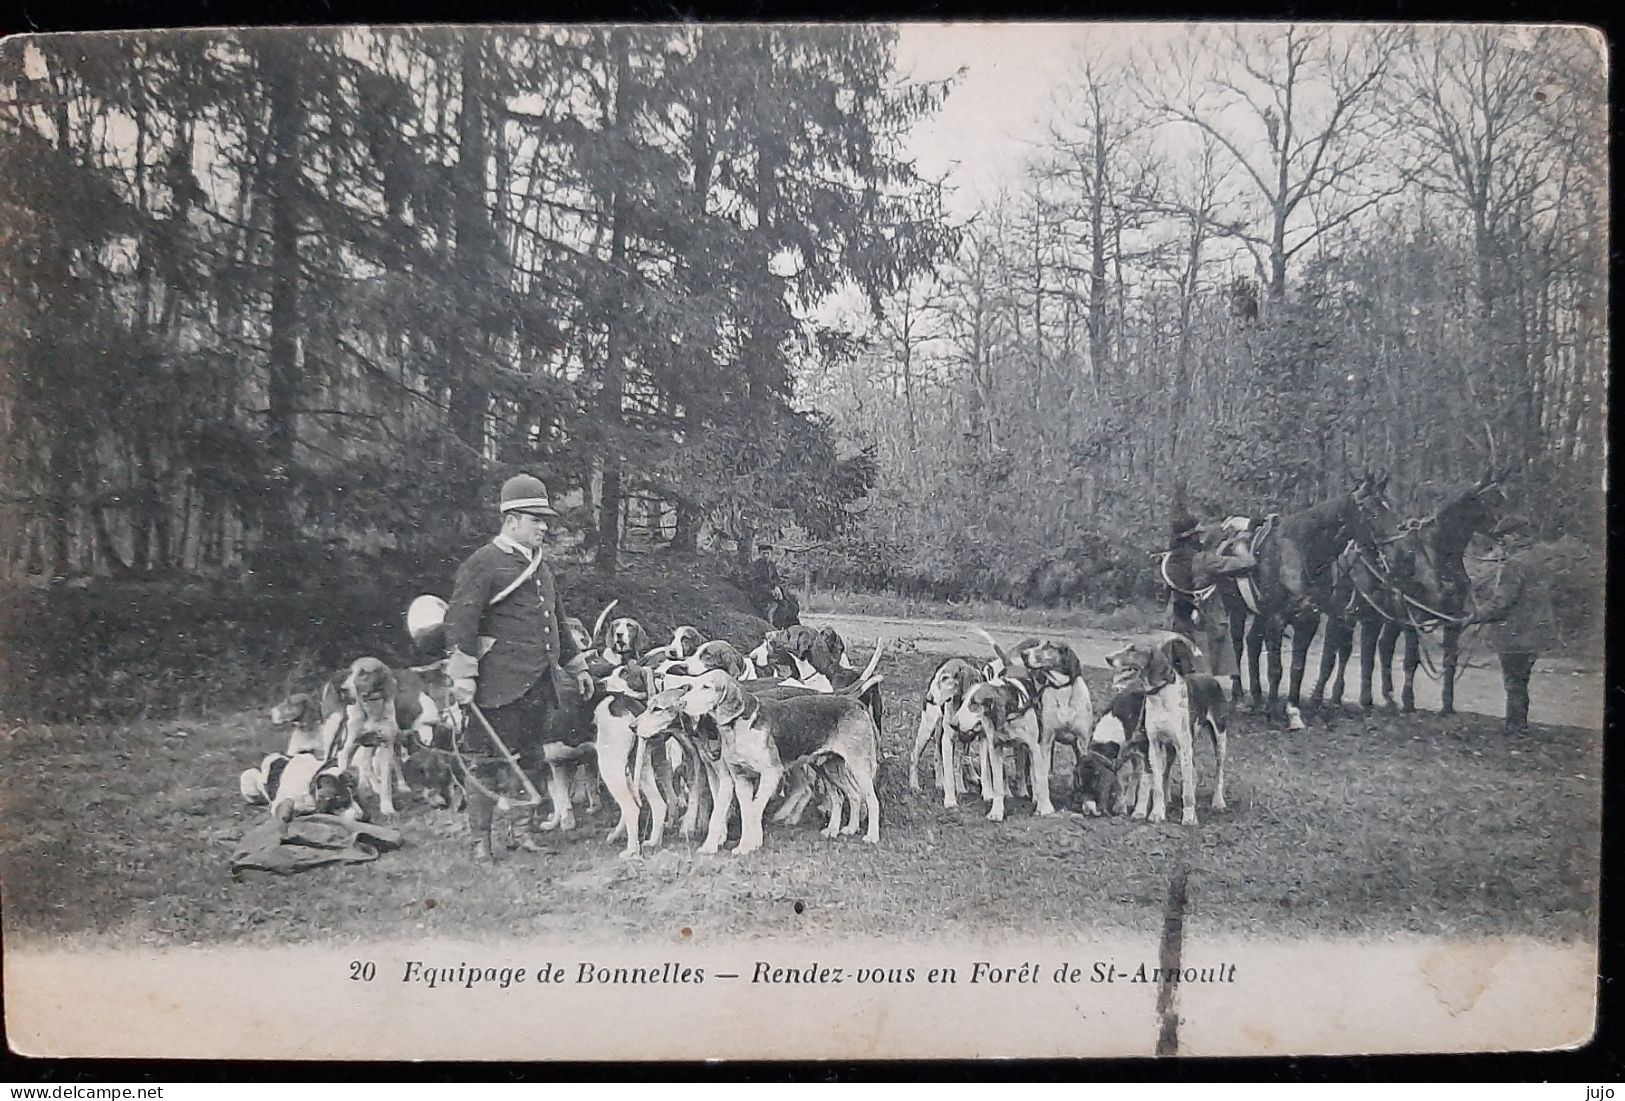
[1477,546,1559,655]
[445,536,583,709]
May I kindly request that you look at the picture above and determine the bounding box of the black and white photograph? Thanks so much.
[0,21,1607,1060]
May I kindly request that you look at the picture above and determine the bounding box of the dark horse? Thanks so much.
[1311,472,1506,713]
[1242,475,1399,723]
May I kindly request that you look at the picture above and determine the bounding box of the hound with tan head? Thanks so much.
[1020,638,1095,787]
[952,674,1052,821]
[331,657,408,818]
[635,667,883,854]
[607,617,653,665]
[1103,636,1220,825]
[908,657,985,804]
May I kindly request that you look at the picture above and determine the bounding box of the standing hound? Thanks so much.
[1104,637,1224,825]
[636,668,883,853]
[952,668,1053,821]
[593,664,685,859]
[1020,639,1095,789]
[748,625,883,730]
[908,657,985,803]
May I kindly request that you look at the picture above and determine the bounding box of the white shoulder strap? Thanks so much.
[488,549,545,609]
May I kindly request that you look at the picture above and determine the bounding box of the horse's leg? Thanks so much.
[1288,611,1318,718]
[1440,623,1461,716]
[1229,608,1247,702]
[1309,616,1339,711]
[1358,614,1380,710]
[1330,616,1354,705]
[1401,628,1420,713]
[1261,626,1287,711]
[1377,622,1401,711]
[1247,619,1267,710]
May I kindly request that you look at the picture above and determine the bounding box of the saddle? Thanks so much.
[1223,514,1276,616]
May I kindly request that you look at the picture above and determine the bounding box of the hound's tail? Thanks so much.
[836,637,887,697]
[974,627,1012,667]
[591,599,619,648]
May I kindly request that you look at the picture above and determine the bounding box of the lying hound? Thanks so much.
[1104,637,1217,825]
[239,751,365,825]
[636,667,883,853]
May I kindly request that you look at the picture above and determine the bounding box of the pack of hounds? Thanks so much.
[241,597,1227,860]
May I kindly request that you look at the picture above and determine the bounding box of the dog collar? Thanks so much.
[713,695,756,728]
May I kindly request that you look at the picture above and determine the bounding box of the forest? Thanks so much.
[0,25,1607,614]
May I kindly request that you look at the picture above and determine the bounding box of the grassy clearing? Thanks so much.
[0,645,1599,951]
[800,588,1164,636]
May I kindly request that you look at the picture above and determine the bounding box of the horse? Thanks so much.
[1311,471,1507,714]
[1242,474,1400,724]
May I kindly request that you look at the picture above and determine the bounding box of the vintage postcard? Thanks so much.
[0,21,1605,1061]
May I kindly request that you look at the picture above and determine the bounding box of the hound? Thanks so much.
[269,691,334,759]
[636,667,883,854]
[749,625,883,729]
[1074,690,1146,817]
[907,657,985,803]
[1018,638,1095,786]
[239,751,365,825]
[642,625,707,663]
[952,675,1052,821]
[1103,636,1214,825]
[606,617,654,666]
[328,657,410,818]
[673,639,756,680]
[593,664,683,859]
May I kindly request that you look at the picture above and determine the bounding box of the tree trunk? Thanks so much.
[594,32,633,571]
[261,39,304,575]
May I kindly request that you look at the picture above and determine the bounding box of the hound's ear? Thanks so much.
[1063,646,1083,678]
[632,623,650,654]
[1144,647,1174,691]
[1163,637,1200,677]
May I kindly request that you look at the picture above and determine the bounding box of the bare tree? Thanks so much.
[1139,24,1405,301]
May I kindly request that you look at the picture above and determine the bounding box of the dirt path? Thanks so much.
[806,612,1603,731]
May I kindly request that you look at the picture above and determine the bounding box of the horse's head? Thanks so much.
[1347,472,1399,548]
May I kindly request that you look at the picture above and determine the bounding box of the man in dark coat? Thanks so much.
[446,475,593,861]
[1471,513,1558,734]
